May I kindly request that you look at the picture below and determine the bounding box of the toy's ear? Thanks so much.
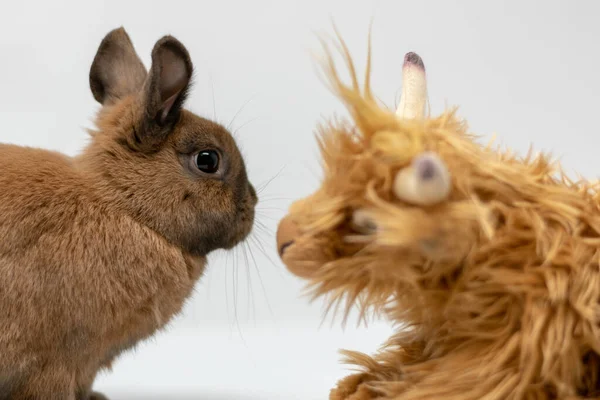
[138,35,193,149]
[396,52,427,119]
[89,27,148,105]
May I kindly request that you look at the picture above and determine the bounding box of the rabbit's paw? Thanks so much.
[330,373,378,400]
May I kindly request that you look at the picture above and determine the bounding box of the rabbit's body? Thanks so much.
[0,144,202,397]
[0,28,256,400]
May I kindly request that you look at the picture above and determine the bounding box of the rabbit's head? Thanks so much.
[80,28,256,256]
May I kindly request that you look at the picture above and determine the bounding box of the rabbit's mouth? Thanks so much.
[231,185,257,246]
[217,188,257,251]
[189,183,257,255]
[227,209,256,249]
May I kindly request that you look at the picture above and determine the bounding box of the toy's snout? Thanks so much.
[276,215,301,258]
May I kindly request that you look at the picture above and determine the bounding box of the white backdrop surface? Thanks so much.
[0,1,598,398]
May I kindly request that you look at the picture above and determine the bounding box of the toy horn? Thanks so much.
[396,52,427,119]
[393,52,451,206]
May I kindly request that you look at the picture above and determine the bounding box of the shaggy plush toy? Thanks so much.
[276,34,600,399]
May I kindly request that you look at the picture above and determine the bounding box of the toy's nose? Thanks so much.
[276,215,300,258]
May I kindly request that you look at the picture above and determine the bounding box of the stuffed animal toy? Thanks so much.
[276,33,600,399]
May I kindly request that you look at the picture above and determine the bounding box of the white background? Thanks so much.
[1,1,599,399]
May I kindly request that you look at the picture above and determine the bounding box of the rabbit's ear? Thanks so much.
[89,27,147,105]
[140,35,193,146]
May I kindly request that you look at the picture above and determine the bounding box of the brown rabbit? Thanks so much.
[0,27,257,400]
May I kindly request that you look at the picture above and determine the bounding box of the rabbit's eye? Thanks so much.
[195,150,220,174]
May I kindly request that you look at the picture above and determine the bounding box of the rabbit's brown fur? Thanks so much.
[0,27,256,400]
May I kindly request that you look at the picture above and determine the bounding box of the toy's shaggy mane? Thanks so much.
[282,32,600,399]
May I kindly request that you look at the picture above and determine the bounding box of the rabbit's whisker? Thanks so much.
[210,72,217,121]
[227,94,257,131]
[231,247,250,347]
[256,206,285,212]
[256,166,286,194]
[255,212,278,222]
[248,234,284,281]
[232,117,259,137]
[245,239,275,322]
[257,196,293,202]
[240,243,256,325]
[224,250,232,335]
[227,247,237,335]
[233,247,240,330]
[254,220,275,237]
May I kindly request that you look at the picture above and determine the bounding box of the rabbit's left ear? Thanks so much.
[89,27,148,105]
[139,35,193,148]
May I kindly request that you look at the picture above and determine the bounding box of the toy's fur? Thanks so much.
[277,35,600,399]
[0,28,256,399]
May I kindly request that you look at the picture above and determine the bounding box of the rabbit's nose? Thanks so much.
[248,183,258,205]
[276,215,300,258]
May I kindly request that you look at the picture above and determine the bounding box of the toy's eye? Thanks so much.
[195,150,220,174]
